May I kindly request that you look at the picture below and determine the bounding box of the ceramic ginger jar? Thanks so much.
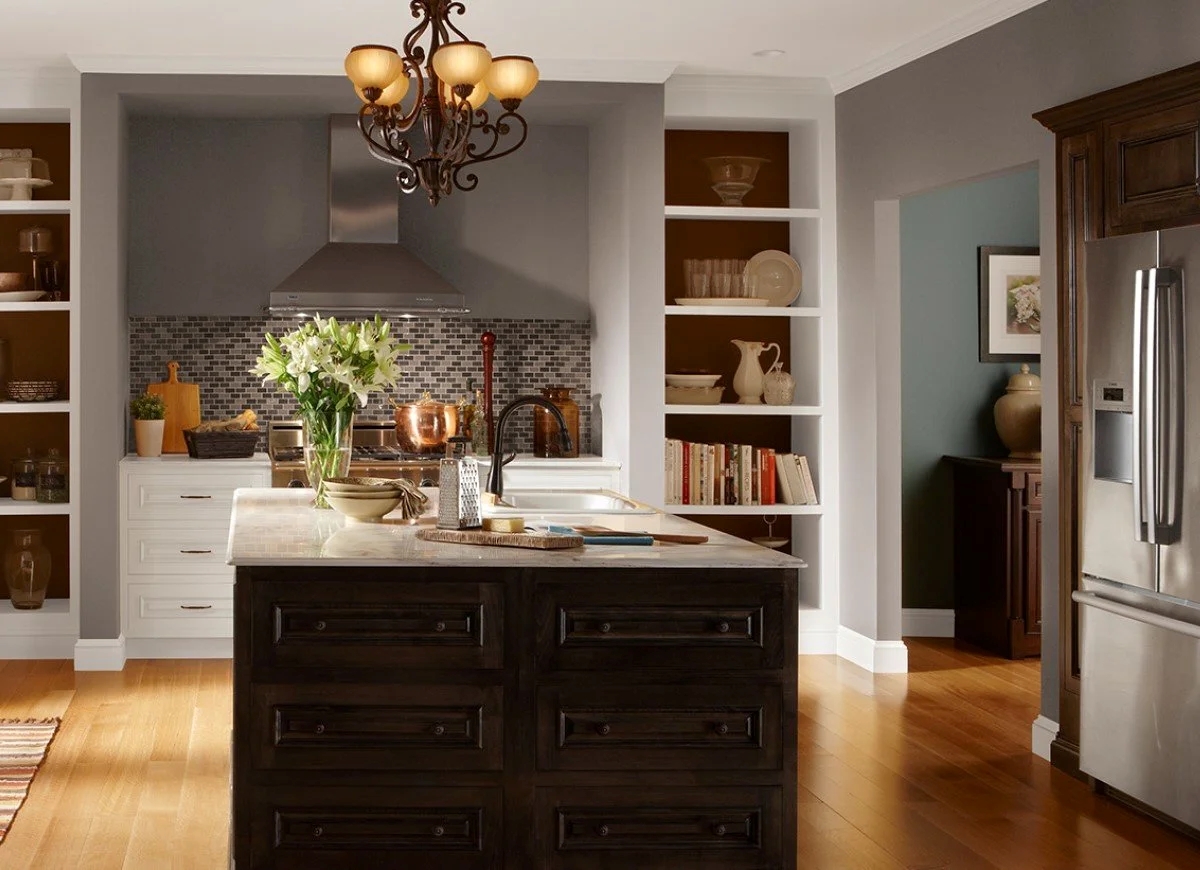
[994,363,1041,458]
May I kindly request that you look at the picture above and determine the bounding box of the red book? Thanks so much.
[681,441,691,505]
[765,450,776,505]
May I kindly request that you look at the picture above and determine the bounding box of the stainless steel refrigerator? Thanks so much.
[1080,227,1200,832]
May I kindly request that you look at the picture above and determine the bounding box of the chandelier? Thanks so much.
[343,0,539,206]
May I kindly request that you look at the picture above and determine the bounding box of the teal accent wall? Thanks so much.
[900,167,1040,609]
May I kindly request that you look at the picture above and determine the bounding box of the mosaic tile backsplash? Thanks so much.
[128,316,592,454]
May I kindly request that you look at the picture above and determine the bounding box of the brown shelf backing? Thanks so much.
[665,414,791,456]
[0,515,69,601]
[0,311,70,387]
[676,513,792,549]
[665,130,790,208]
[0,414,68,500]
[0,123,71,201]
[665,219,790,305]
[0,215,70,302]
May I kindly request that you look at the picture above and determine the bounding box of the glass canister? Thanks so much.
[5,528,51,610]
[36,448,68,503]
[11,448,38,501]
[533,386,580,458]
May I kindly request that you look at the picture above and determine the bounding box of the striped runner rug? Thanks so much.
[0,718,60,845]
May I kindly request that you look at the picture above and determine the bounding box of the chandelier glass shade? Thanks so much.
[344,1,539,206]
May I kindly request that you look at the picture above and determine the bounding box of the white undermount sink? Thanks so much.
[487,489,654,515]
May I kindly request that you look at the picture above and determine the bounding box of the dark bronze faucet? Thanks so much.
[486,395,573,499]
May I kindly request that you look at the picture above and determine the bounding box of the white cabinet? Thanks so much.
[119,455,269,657]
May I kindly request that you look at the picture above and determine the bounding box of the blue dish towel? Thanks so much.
[541,524,655,546]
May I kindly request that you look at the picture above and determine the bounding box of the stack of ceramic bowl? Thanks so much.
[324,477,406,523]
[665,373,724,405]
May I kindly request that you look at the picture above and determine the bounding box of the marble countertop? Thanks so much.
[227,488,806,570]
[121,453,270,466]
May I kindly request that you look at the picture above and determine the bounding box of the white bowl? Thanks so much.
[665,385,724,405]
[327,492,403,523]
[666,373,721,389]
[326,476,405,494]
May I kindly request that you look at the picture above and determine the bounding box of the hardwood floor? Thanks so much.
[1,641,1198,868]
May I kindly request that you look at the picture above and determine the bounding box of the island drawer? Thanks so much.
[242,785,501,869]
[126,582,234,638]
[249,580,504,670]
[250,684,503,771]
[537,684,781,772]
[535,785,782,870]
[535,576,786,672]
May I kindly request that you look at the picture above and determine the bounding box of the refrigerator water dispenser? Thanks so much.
[1094,381,1133,484]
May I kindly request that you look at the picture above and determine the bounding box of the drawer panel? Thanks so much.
[536,576,785,672]
[536,787,781,870]
[538,685,781,772]
[251,684,502,771]
[126,582,233,638]
[125,470,266,522]
[244,786,500,869]
[126,527,232,576]
[252,581,503,670]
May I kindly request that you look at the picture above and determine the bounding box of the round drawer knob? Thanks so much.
[315,724,326,735]
[432,825,445,838]
[433,724,446,737]
[714,722,729,736]
[599,622,612,634]
[716,621,730,634]
[597,824,610,837]
[312,826,324,838]
[596,723,611,736]
[434,621,447,633]
[713,824,727,837]
[315,620,327,632]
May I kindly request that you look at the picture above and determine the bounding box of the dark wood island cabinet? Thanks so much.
[229,490,801,869]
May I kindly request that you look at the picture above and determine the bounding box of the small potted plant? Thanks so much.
[130,392,167,458]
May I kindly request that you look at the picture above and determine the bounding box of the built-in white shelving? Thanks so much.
[666,504,824,516]
[0,400,69,414]
[665,205,820,221]
[664,404,822,416]
[0,199,71,214]
[0,301,71,313]
[0,498,70,516]
[666,305,822,318]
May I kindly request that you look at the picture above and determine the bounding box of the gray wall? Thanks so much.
[901,167,1040,609]
[837,0,1200,721]
[126,113,590,319]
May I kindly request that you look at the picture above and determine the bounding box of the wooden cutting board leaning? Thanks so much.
[146,361,201,454]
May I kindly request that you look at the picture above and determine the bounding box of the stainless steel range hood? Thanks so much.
[269,115,468,317]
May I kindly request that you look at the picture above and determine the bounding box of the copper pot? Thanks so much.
[391,394,458,454]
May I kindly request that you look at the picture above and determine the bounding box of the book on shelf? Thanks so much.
[663,438,785,507]
[774,453,819,505]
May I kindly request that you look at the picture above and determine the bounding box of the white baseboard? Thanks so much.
[902,608,955,637]
[797,630,837,655]
[125,637,232,659]
[836,625,909,673]
[1032,715,1059,761]
[74,636,127,671]
[0,634,76,660]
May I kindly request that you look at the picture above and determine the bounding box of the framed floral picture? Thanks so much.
[979,245,1040,362]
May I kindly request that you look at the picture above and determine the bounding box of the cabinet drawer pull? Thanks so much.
[434,620,447,633]
[714,722,729,736]
[433,723,446,737]
[432,825,445,838]
[716,620,730,634]
[713,824,727,837]
[315,724,325,735]
[315,620,327,631]
[179,604,213,610]
[312,826,324,838]
[178,549,213,554]
[597,824,610,837]
[599,622,612,634]
[595,722,611,736]
[179,495,213,500]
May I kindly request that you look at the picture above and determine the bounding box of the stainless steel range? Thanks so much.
[267,420,441,489]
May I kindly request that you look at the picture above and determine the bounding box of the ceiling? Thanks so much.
[5,0,1045,93]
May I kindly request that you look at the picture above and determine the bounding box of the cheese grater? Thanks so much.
[438,438,481,530]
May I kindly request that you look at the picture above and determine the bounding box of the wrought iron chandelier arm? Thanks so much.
[451,109,529,192]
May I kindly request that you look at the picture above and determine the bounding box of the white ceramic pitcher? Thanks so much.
[731,339,782,404]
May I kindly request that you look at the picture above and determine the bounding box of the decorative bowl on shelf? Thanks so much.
[665,385,724,405]
[6,380,59,402]
[0,157,52,201]
[702,156,768,206]
[666,373,721,389]
[0,273,27,292]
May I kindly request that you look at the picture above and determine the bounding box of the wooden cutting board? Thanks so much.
[147,361,201,454]
[418,528,583,550]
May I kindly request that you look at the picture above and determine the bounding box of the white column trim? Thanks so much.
[1032,715,1059,761]
[74,635,127,671]
[836,625,909,673]
[901,608,956,637]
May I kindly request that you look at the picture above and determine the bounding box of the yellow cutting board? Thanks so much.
[147,361,201,454]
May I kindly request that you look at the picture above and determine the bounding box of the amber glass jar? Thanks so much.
[533,386,580,458]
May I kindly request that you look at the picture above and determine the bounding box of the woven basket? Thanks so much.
[6,380,59,402]
[182,428,259,459]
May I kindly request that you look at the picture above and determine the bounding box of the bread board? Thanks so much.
[147,361,201,454]
[418,528,583,550]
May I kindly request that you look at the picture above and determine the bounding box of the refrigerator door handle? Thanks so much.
[1153,267,1185,546]
[1072,590,1200,639]
[1132,269,1154,543]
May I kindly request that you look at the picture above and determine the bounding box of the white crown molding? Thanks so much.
[66,53,676,84]
[665,74,832,97]
[74,636,127,671]
[1031,715,1059,761]
[829,0,1048,94]
[901,608,955,638]
[837,626,909,674]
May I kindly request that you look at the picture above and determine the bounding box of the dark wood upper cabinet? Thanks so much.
[1105,102,1200,235]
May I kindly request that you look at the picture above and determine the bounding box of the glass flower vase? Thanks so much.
[5,528,51,610]
[301,408,354,509]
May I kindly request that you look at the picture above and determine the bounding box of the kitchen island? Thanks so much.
[228,488,803,869]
